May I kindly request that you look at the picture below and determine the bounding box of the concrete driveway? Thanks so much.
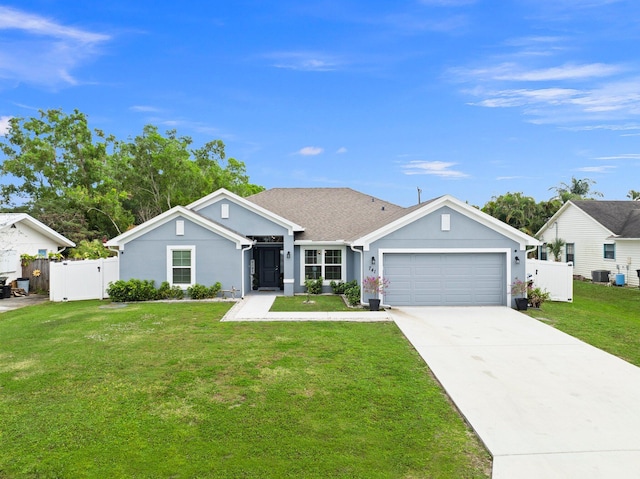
[390,306,640,479]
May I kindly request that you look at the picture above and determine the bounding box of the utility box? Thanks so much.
[591,270,610,283]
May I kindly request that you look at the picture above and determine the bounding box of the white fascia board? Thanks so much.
[19,214,76,247]
[535,201,572,237]
[354,195,539,250]
[187,188,304,235]
[294,240,348,246]
[105,206,252,250]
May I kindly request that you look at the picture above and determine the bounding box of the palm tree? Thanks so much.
[547,238,566,262]
[550,177,602,203]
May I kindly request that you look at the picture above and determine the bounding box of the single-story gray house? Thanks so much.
[106,188,539,307]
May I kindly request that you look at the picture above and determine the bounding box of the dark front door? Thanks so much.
[258,247,281,288]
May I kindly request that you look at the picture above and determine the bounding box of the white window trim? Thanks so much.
[167,245,196,288]
[603,243,616,261]
[299,246,346,285]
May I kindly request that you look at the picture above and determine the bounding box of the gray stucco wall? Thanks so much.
[369,205,527,297]
[197,198,296,295]
[119,215,244,291]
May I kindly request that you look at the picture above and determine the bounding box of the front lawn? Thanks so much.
[526,281,640,366]
[0,301,490,478]
[270,294,353,312]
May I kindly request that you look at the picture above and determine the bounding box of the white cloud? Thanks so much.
[594,154,640,160]
[336,147,348,154]
[0,115,12,135]
[266,51,343,72]
[576,165,616,173]
[130,105,162,113]
[418,0,476,5]
[458,62,621,83]
[0,6,110,88]
[297,146,324,156]
[402,160,469,178]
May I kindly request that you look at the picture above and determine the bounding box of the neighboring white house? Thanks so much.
[536,200,640,288]
[0,213,76,282]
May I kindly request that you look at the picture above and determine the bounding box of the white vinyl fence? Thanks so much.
[49,257,119,302]
[526,259,573,302]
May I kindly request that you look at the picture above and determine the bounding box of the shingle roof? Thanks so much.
[573,200,640,238]
[247,188,421,241]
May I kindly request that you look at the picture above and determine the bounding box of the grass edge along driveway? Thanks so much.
[0,300,491,478]
[526,280,640,367]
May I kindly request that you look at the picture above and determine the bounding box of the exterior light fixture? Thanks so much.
[371,256,376,265]
[286,251,291,259]
[515,256,520,264]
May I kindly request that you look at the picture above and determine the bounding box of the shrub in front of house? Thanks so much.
[304,277,323,295]
[330,280,361,306]
[107,279,223,302]
[187,282,222,300]
[157,281,185,300]
[329,279,357,294]
[344,282,361,307]
[107,279,158,302]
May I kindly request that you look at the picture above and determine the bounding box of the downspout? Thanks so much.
[349,244,364,306]
[240,242,254,298]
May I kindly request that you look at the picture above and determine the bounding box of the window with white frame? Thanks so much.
[566,243,575,263]
[603,243,615,260]
[302,247,345,283]
[167,246,195,286]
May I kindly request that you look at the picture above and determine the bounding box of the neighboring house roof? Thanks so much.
[105,206,253,250]
[247,188,411,242]
[572,200,640,239]
[0,213,76,247]
[538,200,640,239]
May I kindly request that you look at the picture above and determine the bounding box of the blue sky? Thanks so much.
[1,1,639,207]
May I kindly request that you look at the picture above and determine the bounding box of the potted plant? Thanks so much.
[362,276,390,311]
[510,278,530,311]
[528,287,550,309]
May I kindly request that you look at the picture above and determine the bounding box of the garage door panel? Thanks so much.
[384,252,506,306]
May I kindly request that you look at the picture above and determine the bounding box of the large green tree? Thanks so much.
[550,177,602,203]
[481,192,561,235]
[0,109,263,242]
[0,109,133,242]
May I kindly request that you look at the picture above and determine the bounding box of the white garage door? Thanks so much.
[383,253,506,306]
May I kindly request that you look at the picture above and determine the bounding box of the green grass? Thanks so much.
[526,281,640,365]
[0,300,490,478]
[270,294,354,312]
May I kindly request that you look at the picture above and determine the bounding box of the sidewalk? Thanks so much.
[222,292,392,322]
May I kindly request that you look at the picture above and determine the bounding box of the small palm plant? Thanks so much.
[547,238,566,262]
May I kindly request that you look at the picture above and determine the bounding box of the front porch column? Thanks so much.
[283,233,295,296]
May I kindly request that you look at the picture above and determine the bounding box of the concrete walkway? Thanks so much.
[391,306,640,479]
[221,291,391,322]
[0,293,49,313]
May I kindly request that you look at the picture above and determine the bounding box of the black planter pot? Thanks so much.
[514,297,528,311]
[368,298,381,311]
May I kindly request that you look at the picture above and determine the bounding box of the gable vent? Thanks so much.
[441,214,451,231]
[221,203,229,219]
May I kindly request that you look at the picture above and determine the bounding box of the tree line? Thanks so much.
[481,177,639,236]
[1,109,638,250]
[0,109,264,245]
